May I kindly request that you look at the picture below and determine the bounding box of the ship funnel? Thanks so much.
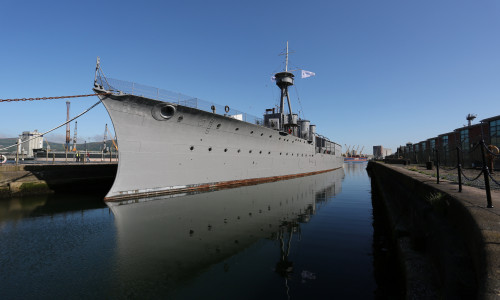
[299,120,310,140]
[309,125,316,141]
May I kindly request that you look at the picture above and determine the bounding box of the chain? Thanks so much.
[0,93,110,103]
[488,173,500,187]
[461,169,484,182]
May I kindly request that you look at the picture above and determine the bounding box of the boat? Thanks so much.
[93,44,343,202]
[343,156,368,163]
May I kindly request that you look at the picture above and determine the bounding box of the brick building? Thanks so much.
[398,114,500,169]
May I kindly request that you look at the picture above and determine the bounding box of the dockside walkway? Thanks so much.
[369,161,500,299]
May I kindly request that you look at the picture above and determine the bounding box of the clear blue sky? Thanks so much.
[1,0,499,154]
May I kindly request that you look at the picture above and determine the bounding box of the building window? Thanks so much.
[430,140,435,150]
[441,136,448,150]
[460,129,469,151]
[490,120,500,147]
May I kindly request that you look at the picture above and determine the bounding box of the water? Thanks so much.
[0,163,400,299]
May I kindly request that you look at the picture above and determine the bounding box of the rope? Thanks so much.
[0,93,109,103]
[0,99,103,151]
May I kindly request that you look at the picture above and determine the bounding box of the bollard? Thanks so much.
[480,140,493,208]
[457,147,462,192]
[435,149,440,184]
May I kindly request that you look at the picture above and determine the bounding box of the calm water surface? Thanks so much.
[0,163,399,299]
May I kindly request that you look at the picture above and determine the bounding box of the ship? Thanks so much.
[343,156,368,163]
[93,44,343,202]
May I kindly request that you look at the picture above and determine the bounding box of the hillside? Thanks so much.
[0,138,117,152]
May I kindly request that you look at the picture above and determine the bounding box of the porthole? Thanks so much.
[208,147,212,152]
[260,133,264,136]
[177,116,184,122]
[224,148,228,152]
[259,150,262,154]
[268,151,271,154]
[249,150,252,153]
[286,153,288,155]
[237,149,241,153]
[235,128,239,131]
[250,131,254,134]
[269,135,272,138]
[190,146,194,151]
[216,124,221,129]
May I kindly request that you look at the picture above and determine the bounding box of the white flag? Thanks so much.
[301,70,315,79]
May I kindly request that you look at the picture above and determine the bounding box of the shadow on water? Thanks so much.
[369,170,406,299]
[0,193,107,222]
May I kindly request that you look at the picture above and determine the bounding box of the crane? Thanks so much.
[103,124,118,152]
[344,144,351,156]
[359,146,364,156]
[71,121,77,151]
[103,124,107,152]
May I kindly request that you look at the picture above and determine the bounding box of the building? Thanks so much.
[399,114,500,168]
[373,145,392,159]
[17,130,44,157]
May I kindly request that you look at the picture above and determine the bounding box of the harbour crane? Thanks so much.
[103,124,118,152]
[359,146,364,156]
[344,144,351,156]
[71,121,77,151]
[103,124,107,152]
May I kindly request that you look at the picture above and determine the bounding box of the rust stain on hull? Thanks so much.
[104,167,342,202]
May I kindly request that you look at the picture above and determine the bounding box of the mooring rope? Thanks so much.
[0,99,103,151]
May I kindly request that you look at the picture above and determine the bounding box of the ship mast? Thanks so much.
[285,41,289,72]
[275,41,295,132]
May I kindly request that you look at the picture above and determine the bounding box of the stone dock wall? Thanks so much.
[368,161,500,299]
[0,163,117,198]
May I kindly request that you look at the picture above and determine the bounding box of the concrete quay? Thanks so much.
[0,163,117,198]
[369,161,500,299]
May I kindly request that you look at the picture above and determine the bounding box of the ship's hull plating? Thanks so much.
[99,93,343,201]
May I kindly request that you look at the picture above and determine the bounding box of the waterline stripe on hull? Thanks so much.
[104,167,342,202]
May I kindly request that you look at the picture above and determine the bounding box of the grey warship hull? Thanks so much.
[93,47,343,201]
[96,91,343,201]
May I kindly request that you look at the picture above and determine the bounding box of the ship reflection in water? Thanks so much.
[1,165,393,299]
[109,168,344,299]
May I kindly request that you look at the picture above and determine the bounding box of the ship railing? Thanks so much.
[95,76,264,126]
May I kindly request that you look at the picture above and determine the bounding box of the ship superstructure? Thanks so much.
[93,45,343,201]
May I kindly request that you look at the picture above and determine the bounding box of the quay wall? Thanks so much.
[0,163,117,198]
[368,161,500,299]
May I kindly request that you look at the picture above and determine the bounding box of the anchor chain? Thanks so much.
[0,93,110,103]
